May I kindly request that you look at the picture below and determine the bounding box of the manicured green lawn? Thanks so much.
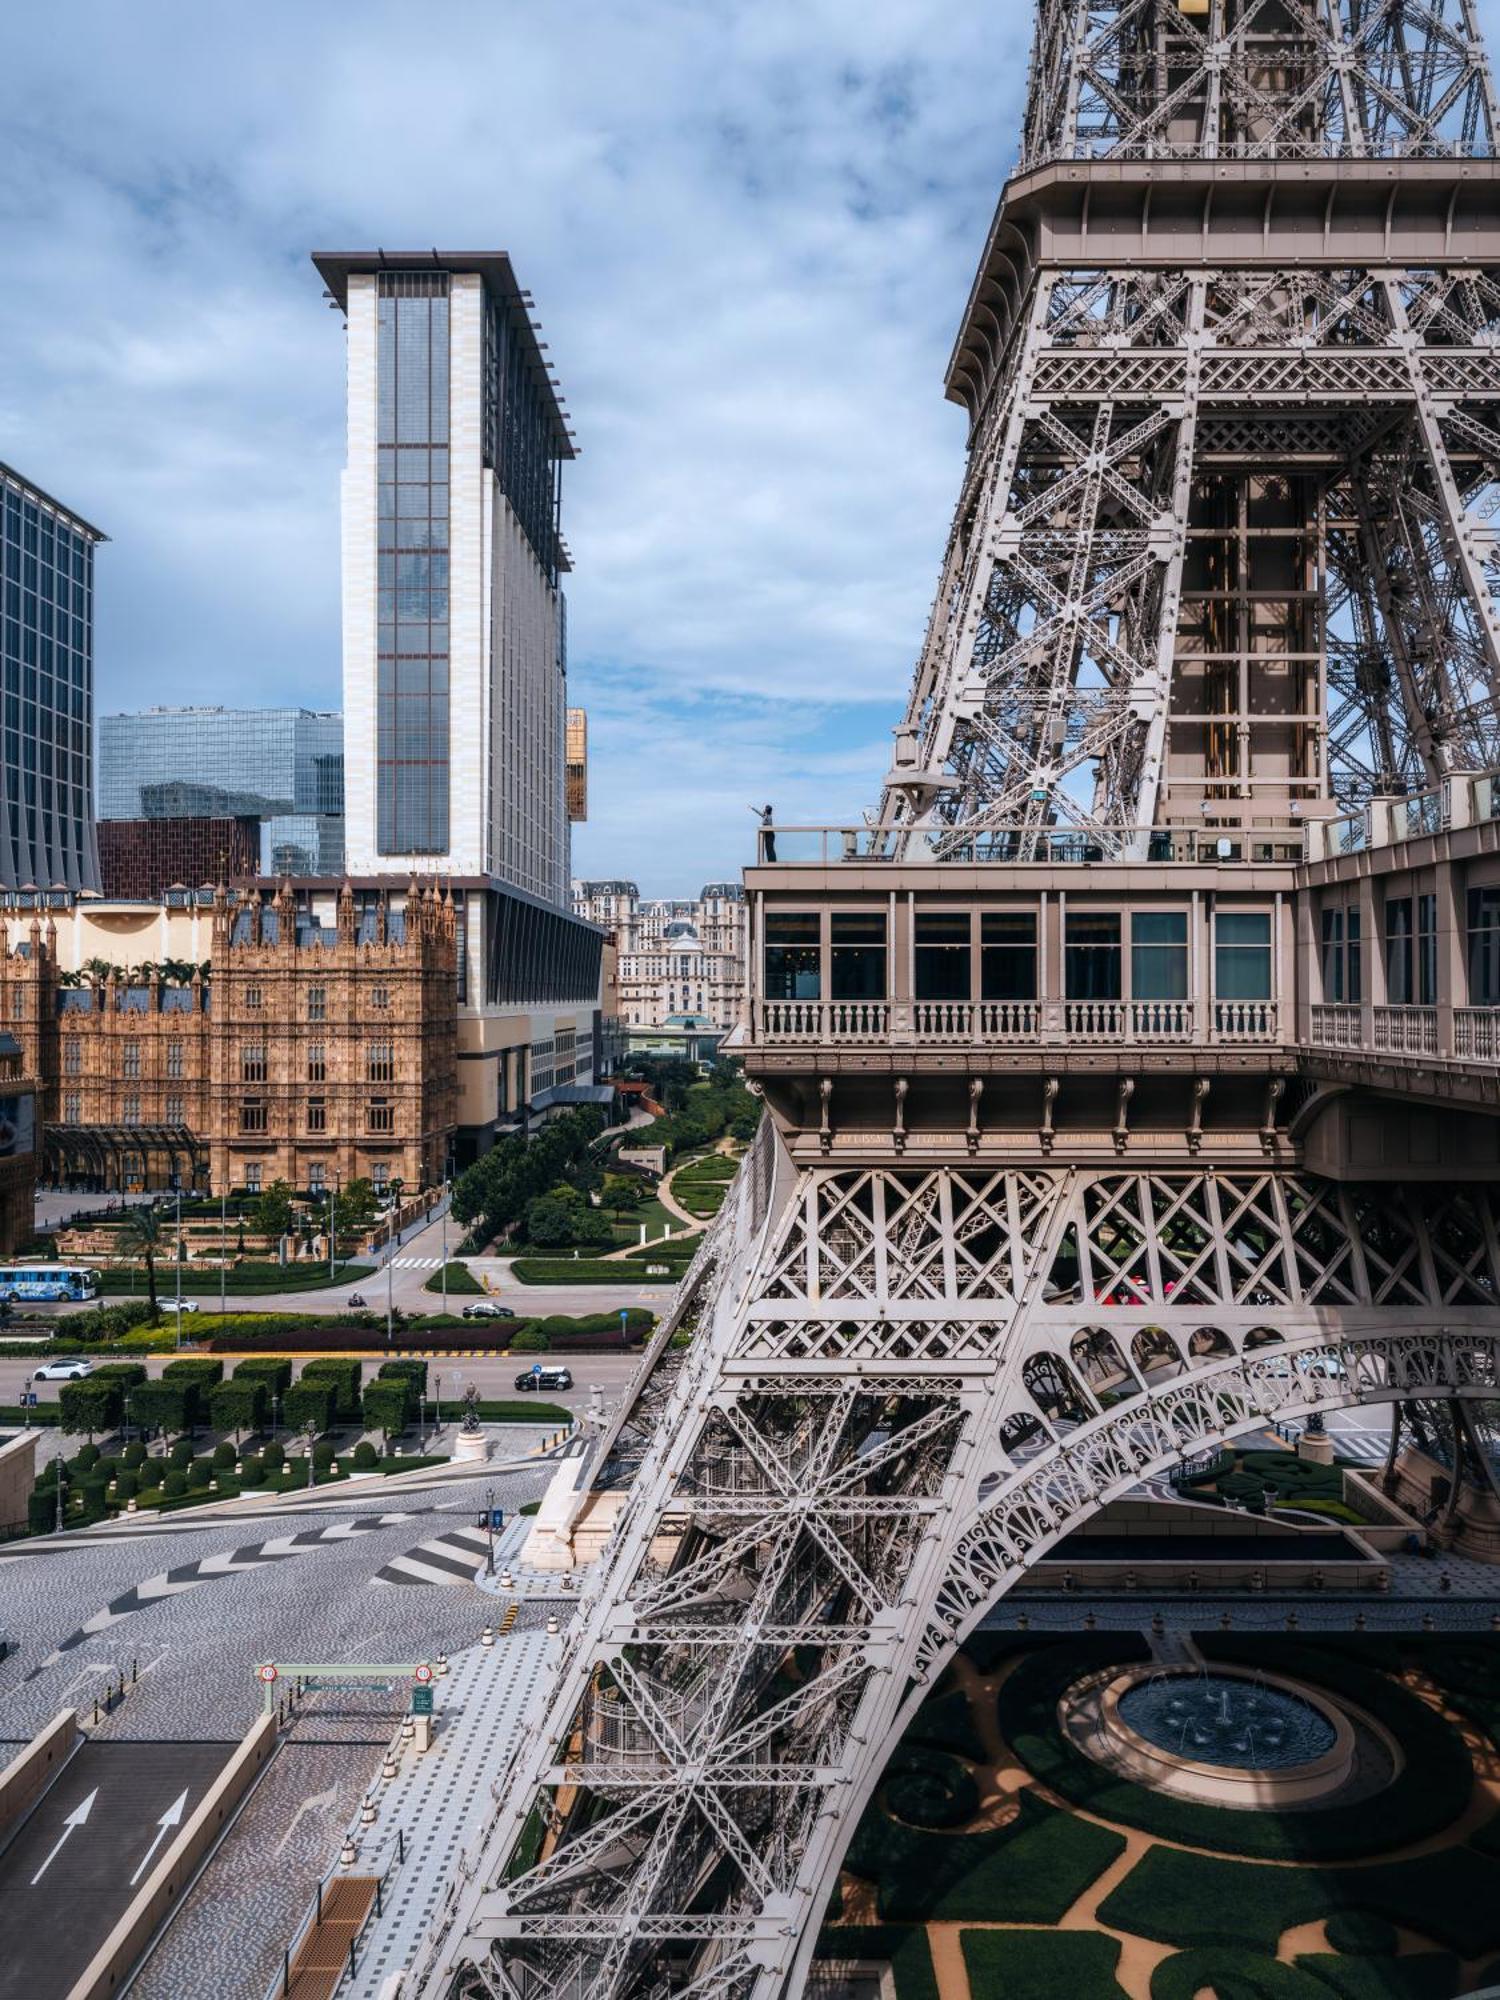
[962,1929,1128,2000]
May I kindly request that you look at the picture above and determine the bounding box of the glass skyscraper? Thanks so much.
[97,706,345,876]
[0,462,102,893]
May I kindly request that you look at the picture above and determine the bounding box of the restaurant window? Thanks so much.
[1320,906,1361,1004]
[1470,886,1500,1005]
[763,913,820,1002]
[1216,912,1273,1000]
[915,912,971,1001]
[830,912,886,1001]
[1417,892,1438,1006]
[981,913,1037,1000]
[1065,914,1121,1000]
[1385,896,1414,1005]
[1131,912,1188,1001]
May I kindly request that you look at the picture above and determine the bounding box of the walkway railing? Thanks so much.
[757,997,1280,1047]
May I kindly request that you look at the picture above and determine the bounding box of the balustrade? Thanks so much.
[1309,1003,1361,1048]
[1455,1008,1500,1062]
[1373,1005,1438,1056]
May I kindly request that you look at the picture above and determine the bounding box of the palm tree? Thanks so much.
[122,1206,164,1321]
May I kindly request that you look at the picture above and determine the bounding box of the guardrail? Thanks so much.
[756,998,1280,1047]
[752,824,1306,866]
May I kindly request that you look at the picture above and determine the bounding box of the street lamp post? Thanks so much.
[22,1373,32,1432]
[219,1179,227,1316]
[272,1392,281,1444]
[175,1182,184,1322]
[54,1459,66,1535]
[418,1391,427,1450]
[328,1177,337,1284]
[433,1371,442,1433]
[386,1229,394,1345]
[484,1482,496,1576]
[304,1419,317,1490]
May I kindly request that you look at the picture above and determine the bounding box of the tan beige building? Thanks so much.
[573,881,746,1036]
[2,881,457,1196]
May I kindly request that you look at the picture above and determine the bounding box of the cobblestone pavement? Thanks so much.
[132,1719,398,2000]
[0,1462,555,1744]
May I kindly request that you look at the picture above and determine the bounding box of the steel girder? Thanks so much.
[422,1136,1500,2000]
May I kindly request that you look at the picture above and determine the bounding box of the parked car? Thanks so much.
[35,1357,93,1380]
[513,1366,574,1392]
[160,1298,199,1314]
[462,1302,516,1320]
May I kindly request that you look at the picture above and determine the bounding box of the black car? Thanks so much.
[462,1301,517,1320]
[514,1366,574,1392]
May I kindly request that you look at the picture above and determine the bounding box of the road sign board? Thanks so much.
[489,1508,504,1531]
[411,1687,434,1716]
[257,1663,278,1684]
[531,1362,543,1376]
[414,1662,434,1684]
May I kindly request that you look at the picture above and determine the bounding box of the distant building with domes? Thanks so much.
[571,880,746,1042]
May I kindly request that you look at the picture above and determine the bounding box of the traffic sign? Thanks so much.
[414,1662,434,1684]
[489,1508,504,1531]
[257,1663,278,1684]
[411,1687,434,1716]
[531,1362,543,1376]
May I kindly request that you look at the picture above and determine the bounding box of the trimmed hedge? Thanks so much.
[58,1378,122,1435]
[845,1789,1124,1924]
[281,1379,336,1436]
[1324,1914,1400,1957]
[209,1379,267,1436]
[813,1926,938,2000]
[510,1257,688,1286]
[130,1381,188,1437]
[1152,1953,1328,2000]
[232,1356,293,1396]
[299,1357,361,1423]
[1100,1846,1500,1959]
[962,1930,1127,2000]
[379,1358,427,1395]
[1296,1954,1461,2000]
[883,1748,979,1829]
[905,1685,989,1764]
[998,1636,1474,1861]
[361,1378,411,1439]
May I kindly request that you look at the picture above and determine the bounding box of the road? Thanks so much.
[0,1738,234,2000]
[64,1208,679,1319]
[0,1349,646,1420]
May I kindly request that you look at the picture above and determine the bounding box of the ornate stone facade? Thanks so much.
[1,880,457,1196]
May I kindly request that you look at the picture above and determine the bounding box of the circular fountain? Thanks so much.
[1071,1665,1363,1807]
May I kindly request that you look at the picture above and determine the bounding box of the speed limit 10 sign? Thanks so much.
[414,1662,434,1685]
[257,1663,279,1684]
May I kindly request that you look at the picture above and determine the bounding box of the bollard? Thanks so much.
[283,1949,290,1996]
[1220,1610,1232,1629]
[500,1569,514,1590]
[1286,1610,1299,1630]
[481,1624,495,1648]
[435,1652,449,1677]
[340,1836,356,1869]
[316,1880,323,1924]
[546,1614,560,1637]
[382,1753,398,1783]
[1355,1609,1367,1630]
[1083,1610,1096,1631]
[1422,1611,1435,1632]
[361,1793,378,1826]
[398,1827,405,1865]
[132,1657,138,1685]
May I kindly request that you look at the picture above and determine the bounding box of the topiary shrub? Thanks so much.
[136,1457,162,1489]
[188,1456,213,1489]
[1325,1913,1400,1956]
[262,1440,285,1472]
[510,1327,549,1353]
[884,1749,980,1829]
[312,1440,336,1473]
[162,1469,188,1499]
[169,1437,194,1469]
[113,1469,138,1501]
[352,1440,378,1470]
[238,1454,264,1487]
[122,1442,147,1470]
[73,1442,101,1471]
[212,1441,237,1471]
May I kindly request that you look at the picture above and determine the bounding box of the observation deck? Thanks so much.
[741,779,1500,1171]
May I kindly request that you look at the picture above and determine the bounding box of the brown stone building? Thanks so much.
[0,880,457,1197]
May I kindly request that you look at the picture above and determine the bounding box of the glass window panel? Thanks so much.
[1216,911,1272,1000]
[1065,913,1121,1000]
[1131,911,1188,1001]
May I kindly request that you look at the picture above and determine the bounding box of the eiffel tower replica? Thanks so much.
[426,6,1500,1995]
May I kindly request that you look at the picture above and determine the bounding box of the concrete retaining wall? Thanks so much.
[0,1707,76,1844]
[65,1713,277,2000]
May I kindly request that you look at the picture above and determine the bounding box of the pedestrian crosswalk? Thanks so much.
[373,1524,492,1587]
[391,1256,443,1270]
[1283,1420,1390,1465]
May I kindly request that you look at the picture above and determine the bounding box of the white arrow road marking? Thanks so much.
[31,1788,97,1883]
[129,1788,189,1886]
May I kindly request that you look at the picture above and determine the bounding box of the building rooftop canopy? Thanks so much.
[311,250,576,460]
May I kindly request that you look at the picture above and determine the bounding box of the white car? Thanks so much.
[35,1356,93,1380]
[160,1298,199,1314]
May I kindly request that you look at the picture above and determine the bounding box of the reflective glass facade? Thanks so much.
[98,706,344,877]
[0,463,101,892]
[377,272,450,856]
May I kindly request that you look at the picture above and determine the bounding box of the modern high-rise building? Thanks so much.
[314,251,607,1157]
[0,462,103,894]
[312,251,575,904]
[97,705,345,878]
[565,706,588,824]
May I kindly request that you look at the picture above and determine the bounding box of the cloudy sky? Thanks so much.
[0,1,1045,895]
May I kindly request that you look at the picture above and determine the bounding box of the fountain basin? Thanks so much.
[1074,1666,1361,1808]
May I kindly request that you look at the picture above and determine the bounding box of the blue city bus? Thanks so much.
[0,1265,99,1303]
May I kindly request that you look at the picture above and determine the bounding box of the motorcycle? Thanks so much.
[348,1291,368,1308]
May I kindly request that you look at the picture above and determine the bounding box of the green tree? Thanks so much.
[525,1196,578,1248]
[333,1177,378,1254]
[209,1379,267,1443]
[59,1378,122,1439]
[361,1377,411,1453]
[131,1380,188,1441]
[251,1179,297,1242]
[121,1205,165,1320]
[282,1379,336,1436]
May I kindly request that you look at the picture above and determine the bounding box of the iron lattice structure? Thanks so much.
[421,8,1500,1997]
[882,0,1500,853]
